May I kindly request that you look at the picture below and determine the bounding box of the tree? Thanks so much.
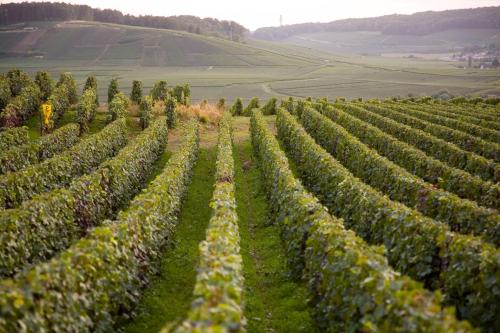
[107,78,119,105]
[165,97,177,129]
[130,80,143,104]
[230,98,243,116]
[35,71,54,101]
[45,84,70,133]
[83,76,99,106]
[139,96,152,130]
[57,73,78,104]
[151,80,168,102]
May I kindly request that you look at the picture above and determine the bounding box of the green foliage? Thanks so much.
[0,126,29,150]
[77,88,98,134]
[183,84,191,105]
[0,75,11,110]
[261,97,277,115]
[34,71,54,101]
[243,97,259,116]
[280,97,294,114]
[0,118,167,277]
[217,98,225,110]
[44,84,70,133]
[83,76,99,105]
[165,97,177,129]
[320,105,499,210]
[6,68,31,96]
[0,124,80,174]
[109,92,129,121]
[0,83,41,128]
[300,107,499,245]
[107,78,119,105]
[232,98,244,116]
[172,85,186,105]
[151,80,168,102]
[250,109,473,332]
[130,80,143,104]
[0,119,199,332]
[230,98,243,116]
[338,103,499,182]
[361,102,499,162]
[0,118,128,210]
[275,108,500,330]
[174,113,245,332]
[386,100,500,144]
[139,96,152,130]
[56,72,78,104]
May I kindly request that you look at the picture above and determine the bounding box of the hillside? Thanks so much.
[0,1,247,41]
[0,20,499,101]
[254,6,500,40]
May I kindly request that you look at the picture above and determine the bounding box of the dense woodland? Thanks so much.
[0,2,248,41]
[254,6,500,40]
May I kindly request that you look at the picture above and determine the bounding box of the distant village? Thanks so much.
[452,44,500,69]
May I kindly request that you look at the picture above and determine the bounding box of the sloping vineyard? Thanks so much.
[0,70,498,332]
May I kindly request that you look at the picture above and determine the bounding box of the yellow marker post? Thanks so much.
[41,103,52,125]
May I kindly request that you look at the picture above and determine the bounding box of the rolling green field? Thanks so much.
[1,21,499,101]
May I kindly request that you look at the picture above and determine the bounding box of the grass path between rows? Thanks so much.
[121,146,217,333]
[234,139,317,333]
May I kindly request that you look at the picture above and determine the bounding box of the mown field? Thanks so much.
[1,20,499,103]
[0,64,499,332]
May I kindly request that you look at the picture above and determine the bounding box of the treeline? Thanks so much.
[254,6,500,41]
[0,2,247,41]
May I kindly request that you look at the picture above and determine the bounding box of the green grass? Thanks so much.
[234,140,318,333]
[120,147,217,333]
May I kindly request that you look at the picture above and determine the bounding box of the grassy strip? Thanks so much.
[121,147,217,333]
[234,140,318,333]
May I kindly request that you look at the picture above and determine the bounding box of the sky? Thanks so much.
[6,0,500,30]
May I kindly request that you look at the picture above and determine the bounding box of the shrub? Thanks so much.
[0,83,41,128]
[165,97,177,129]
[6,69,31,96]
[35,71,54,101]
[174,112,245,332]
[0,118,167,277]
[0,119,198,332]
[230,98,243,116]
[183,84,191,105]
[250,109,473,332]
[56,72,78,104]
[0,76,10,110]
[77,88,97,134]
[83,76,99,106]
[140,96,153,130]
[261,97,277,115]
[130,80,143,104]
[217,98,225,110]
[109,92,129,121]
[44,84,70,133]
[0,118,128,210]
[0,123,80,174]
[0,126,29,151]
[107,78,119,105]
[151,80,168,102]
[243,97,259,116]
[173,85,185,105]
